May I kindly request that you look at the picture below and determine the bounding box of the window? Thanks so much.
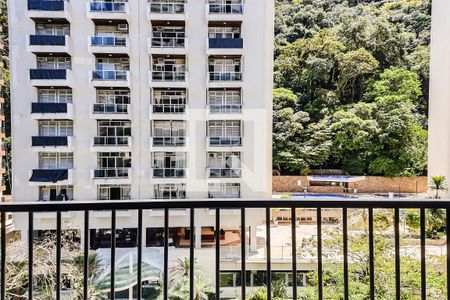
[208,120,241,137]
[39,121,73,136]
[152,57,186,72]
[37,56,71,69]
[152,26,185,38]
[36,23,70,36]
[208,27,240,39]
[153,89,186,113]
[98,120,131,137]
[208,89,241,113]
[39,185,73,201]
[152,120,186,137]
[208,183,240,198]
[90,228,137,250]
[38,89,72,103]
[96,57,129,71]
[208,58,241,73]
[39,153,74,169]
[154,184,186,199]
[96,89,130,104]
[97,152,131,169]
[152,152,186,169]
[98,185,131,200]
[208,152,240,168]
[95,25,128,37]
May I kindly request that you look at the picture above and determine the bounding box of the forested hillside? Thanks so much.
[273,0,431,177]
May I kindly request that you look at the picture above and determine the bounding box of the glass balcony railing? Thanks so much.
[209,4,243,14]
[151,37,185,48]
[29,35,66,46]
[152,71,186,81]
[209,38,243,49]
[209,136,242,146]
[152,137,186,147]
[28,0,65,11]
[149,2,184,14]
[208,168,241,178]
[91,36,127,47]
[31,102,68,114]
[92,70,128,81]
[30,69,67,80]
[89,1,126,13]
[209,71,242,81]
[93,136,130,146]
[93,168,129,178]
[32,136,68,147]
[152,103,186,114]
[93,103,129,114]
[209,104,242,114]
[153,168,186,178]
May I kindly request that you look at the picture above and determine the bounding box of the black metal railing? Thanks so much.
[29,35,66,46]
[1,199,450,299]
[209,38,243,49]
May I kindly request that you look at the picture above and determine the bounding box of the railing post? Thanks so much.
[83,211,89,300]
[110,210,116,300]
[215,208,220,300]
[137,209,143,300]
[317,208,323,300]
[266,207,271,300]
[447,208,450,300]
[164,208,169,300]
[56,211,61,300]
[420,208,426,300]
[291,208,297,300]
[241,208,246,300]
[343,208,349,300]
[0,211,4,300]
[189,208,195,300]
[394,208,400,300]
[28,212,34,300]
[368,208,375,300]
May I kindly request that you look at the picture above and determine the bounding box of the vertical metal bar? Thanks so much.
[368,208,375,300]
[447,208,450,300]
[0,212,4,300]
[164,208,169,300]
[266,207,272,300]
[83,211,89,300]
[394,208,400,300]
[28,212,34,300]
[420,208,426,300]
[189,208,195,300]
[317,208,323,300]
[111,210,116,300]
[56,211,61,300]
[343,208,349,300]
[215,208,220,300]
[241,208,246,300]
[291,208,297,300]
[137,209,143,300]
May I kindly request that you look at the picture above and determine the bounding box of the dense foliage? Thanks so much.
[274,0,431,176]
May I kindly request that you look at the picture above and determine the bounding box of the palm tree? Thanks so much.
[429,176,448,199]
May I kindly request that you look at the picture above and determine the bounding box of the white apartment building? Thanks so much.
[429,0,450,190]
[8,0,273,296]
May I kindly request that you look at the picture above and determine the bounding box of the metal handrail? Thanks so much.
[152,136,186,146]
[89,1,126,12]
[93,168,130,178]
[93,103,129,114]
[209,104,242,113]
[209,136,242,146]
[152,167,186,178]
[92,70,128,81]
[91,36,127,47]
[93,136,130,146]
[209,71,242,81]
[152,103,186,113]
[149,2,184,14]
[208,4,243,14]
[152,71,186,81]
[151,37,185,48]
[208,168,241,178]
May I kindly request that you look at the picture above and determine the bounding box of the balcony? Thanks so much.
[91,136,132,152]
[150,103,186,120]
[27,0,70,19]
[208,136,242,148]
[87,1,129,20]
[92,168,131,184]
[31,102,73,119]
[208,104,242,114]
[91,103,130,119]
[0,199,445,300]
[207,3,244,22]
[31,136,73,152]
[91,70,130,88]
[29,69,72,87]
[28,35,70,53]
[209,71,242,82]
[148,2,186,21]
[152,168,186,178]
[150,71,187,88]
[89,36,129,54]
[29,168,72,185]
[208,168,241,178]
[151,137,186,148]
[207,38,244,55]
[149,37,187,55]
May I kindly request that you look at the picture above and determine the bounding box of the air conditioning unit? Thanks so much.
[120,58,129,63]
[118,24,128,31]
[157,58,165,64]
[119,152,130,158]
[37,57,46,62]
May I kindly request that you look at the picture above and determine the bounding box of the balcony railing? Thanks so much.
[153,168,186,178]
[92,70,128,81]
[209,71,242,81]
[209,136,242,146]
[209,4,243,14]
[209,104,242,114]
[30,69,67,80]
[152,103,186,114]
[149,2,185,14]
[31,102,68,114]
[29,168,69,183]
[208,168,241,178]
[28,0,64,11]
[152,71,186,81]
[93,103,129,114]
[151,37,185,48]
[29,35,66,46]
[91,36,127,47]
[152,136,186,147]
[0,199,447,300]
[93,168,129,179]
[89,1,126,13]
[209,38,243,49]
[32,136,68,147]
[93,136,130,146]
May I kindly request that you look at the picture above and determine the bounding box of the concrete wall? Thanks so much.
[273,176,428,193]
